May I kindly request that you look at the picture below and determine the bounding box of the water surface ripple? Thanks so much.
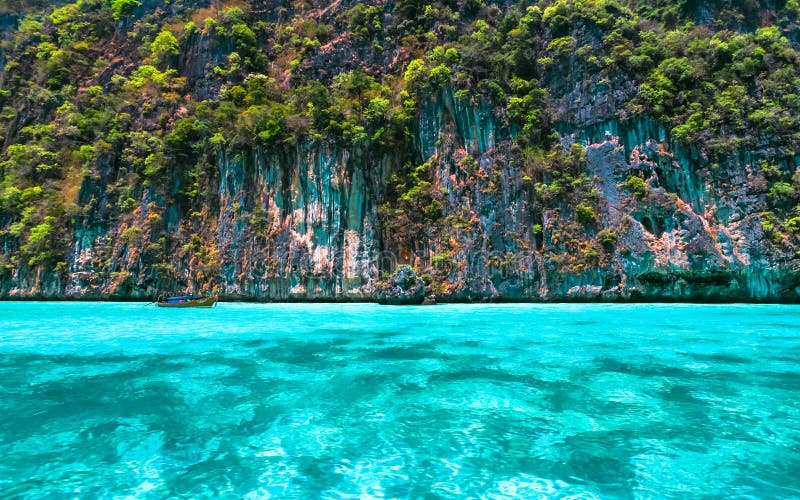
[1,302,798,498]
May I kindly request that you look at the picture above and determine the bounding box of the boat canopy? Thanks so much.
[163,295,200,303]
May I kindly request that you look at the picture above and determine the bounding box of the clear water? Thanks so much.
[1,302,799,499]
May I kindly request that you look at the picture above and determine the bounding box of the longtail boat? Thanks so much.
[156,294,218,308]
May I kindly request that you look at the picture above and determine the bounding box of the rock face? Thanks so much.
[52,111,794,303]
[375,266,426,305]
[4,98,799,303]
[1,0,799,302]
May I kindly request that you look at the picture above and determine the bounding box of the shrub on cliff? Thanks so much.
[111,0,138,20]
[623,175,647,198]
[150,30,179,66]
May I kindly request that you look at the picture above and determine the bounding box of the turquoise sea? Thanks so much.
[0,302,798,499]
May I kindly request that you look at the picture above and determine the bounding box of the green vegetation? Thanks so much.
[150,30,179,65]
[111,0,138,20]
[597,229,617,248]
[575,202,597,224]
[623,175,648,198]
[0,0,799,289]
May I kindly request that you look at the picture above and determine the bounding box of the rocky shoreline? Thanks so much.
[4,265,799,304]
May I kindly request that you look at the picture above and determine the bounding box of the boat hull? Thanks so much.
[156,296,217,308]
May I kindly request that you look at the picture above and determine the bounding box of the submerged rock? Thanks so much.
[375,266,426,305]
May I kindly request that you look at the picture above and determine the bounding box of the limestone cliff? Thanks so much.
[1,0,799,301]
